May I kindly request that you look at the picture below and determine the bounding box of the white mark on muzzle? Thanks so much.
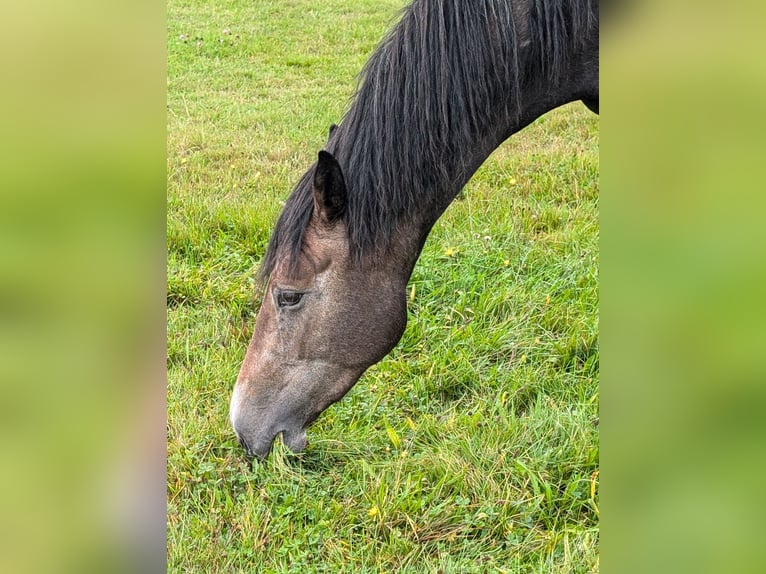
[229,381,244,436]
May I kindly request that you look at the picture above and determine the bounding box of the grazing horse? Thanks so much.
[231,0,599,459]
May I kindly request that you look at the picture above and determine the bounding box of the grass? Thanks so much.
[167,0,599,571]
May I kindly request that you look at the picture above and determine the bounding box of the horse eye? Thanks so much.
[276,290,303,308]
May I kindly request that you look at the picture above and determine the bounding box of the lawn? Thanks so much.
[167,0,599,571]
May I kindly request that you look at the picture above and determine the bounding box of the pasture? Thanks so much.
[167,0,599,571]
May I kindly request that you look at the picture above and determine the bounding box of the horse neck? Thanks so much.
[390,88,578,277]
[328,0,599,280]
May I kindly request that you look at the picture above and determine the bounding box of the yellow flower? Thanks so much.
[509,178,517,185]
[368,505,379,517]
[503,259,510,267]
[444,247,455,257]
[520,354,527,364]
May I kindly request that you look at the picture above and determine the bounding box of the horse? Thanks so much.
[230,0,599,459]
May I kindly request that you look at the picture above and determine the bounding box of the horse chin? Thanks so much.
[281,427,308,453]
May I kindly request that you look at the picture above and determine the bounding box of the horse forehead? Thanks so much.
[272,239,341,284]
[304,222,349,262]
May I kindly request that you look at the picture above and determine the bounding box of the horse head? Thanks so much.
[229,152,409,459]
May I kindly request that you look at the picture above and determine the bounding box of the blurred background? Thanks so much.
[0,1,165,572]
[603,1,766,572]
[0,0,764,572]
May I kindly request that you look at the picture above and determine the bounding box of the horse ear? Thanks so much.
[313,150,347,224]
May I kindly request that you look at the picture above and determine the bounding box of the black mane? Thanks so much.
[259,0,597,279]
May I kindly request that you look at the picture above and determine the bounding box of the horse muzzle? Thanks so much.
[230,386,307,459]
[234,426,307,460]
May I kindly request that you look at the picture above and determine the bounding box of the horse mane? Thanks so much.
[259,0,597,280]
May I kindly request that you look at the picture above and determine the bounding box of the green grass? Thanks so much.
[167,0,599,571]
